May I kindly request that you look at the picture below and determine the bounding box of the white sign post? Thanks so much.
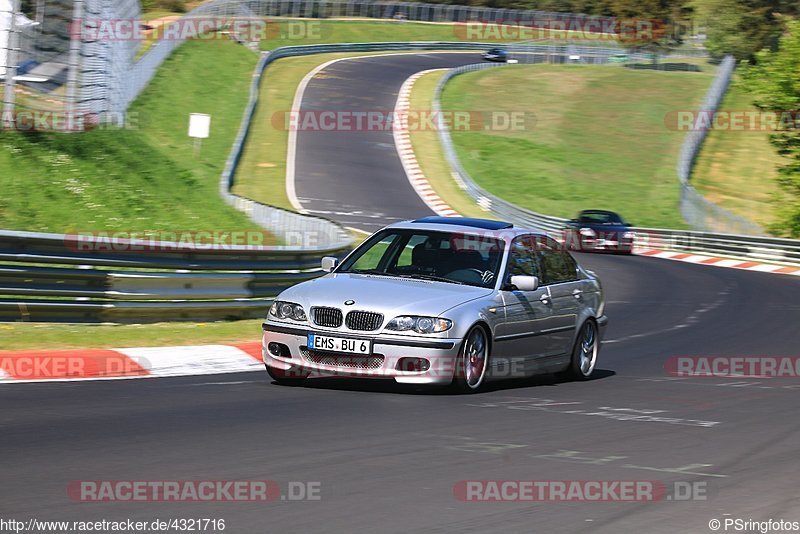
[188,113,211,155]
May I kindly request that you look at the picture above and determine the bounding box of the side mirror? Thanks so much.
[321,256,339,272]
[510,275,539,292]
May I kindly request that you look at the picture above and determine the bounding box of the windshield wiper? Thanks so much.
[345,270,470,285]
[400,273,467,285]
[345,269,394,277]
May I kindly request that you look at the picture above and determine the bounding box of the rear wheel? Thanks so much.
[265,364,309,386]
[452,326,489,393]
[567,320,598,380]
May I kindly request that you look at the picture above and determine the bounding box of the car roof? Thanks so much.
[386,216,545,239]
[412,216,512,230]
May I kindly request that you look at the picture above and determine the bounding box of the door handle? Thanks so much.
[539,293,551,304]
[572,289,583,299]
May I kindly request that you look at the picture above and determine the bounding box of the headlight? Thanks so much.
[269,301,307,321]
[386,316,452,334]
[579,227,596,237]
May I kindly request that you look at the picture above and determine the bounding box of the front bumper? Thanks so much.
[592,239,633,252]
[577,236,634,253]
[262,322,462,385]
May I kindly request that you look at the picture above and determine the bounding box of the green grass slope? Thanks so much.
[442,64,715,228]
[691,79,784,231]
[0,39,266,236]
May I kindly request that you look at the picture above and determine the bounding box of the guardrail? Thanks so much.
[433,62,568,236]
[5,43,796,324]
[506,43,696,63]
[115,0,625,120]
[220,40,530,249]
[0,230,351,323]
[675,55,765,235]
[0,40,639,324]
[223,40,620,246]
[631,228,800,265]
[433,63,800,266]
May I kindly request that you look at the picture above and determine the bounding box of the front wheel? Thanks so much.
[265,364,309,386]
[566,320,598,380]
[452,326,489,393]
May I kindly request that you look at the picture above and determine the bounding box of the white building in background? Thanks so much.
[0,0,38,78]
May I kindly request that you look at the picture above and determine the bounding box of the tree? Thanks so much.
[703,0,784,61]
[740,19,800,237]
[609,0,693,58]
[139,0,187,14]
[20,0,35,18]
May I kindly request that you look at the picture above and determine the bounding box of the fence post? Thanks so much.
[1,0,20,130]
[64,0,84,132]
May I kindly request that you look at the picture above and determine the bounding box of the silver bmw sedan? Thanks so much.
[262,216,607,392]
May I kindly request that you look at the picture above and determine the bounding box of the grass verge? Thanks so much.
[0,39,268,237]
[441,63,716,228]
[691,77,784,231]
[138,16,622,62]
[0,320,264,351]
[257,19,619,51]
[261,20,466,51]
[235,50,448,209]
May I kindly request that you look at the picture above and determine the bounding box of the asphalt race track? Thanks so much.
[3,53,800,533]
[293,52,480,232]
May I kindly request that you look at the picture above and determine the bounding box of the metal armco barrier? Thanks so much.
[632,229,800,264]
[223,40,647,246]
[432,62,567,235]
[4,43,799,324]
[97,0,623,119]
[0,265,320,300]
[221,41,516,242]
[0,230,351,323]
[675,55,765,235]
[0,299,273,324]
[432,63,800,264]
[1,41,628,324]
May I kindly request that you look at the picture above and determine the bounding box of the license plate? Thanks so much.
[307,333,372,355]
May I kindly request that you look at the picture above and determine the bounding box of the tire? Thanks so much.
[452,325,490,393]
[265,363,309,386]
[566,320,599,380]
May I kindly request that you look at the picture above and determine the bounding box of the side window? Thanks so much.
[395,234,430,269]
[507,236,541,279]
[537,237,578,284]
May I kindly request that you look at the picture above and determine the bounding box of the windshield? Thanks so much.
[578,211,624,224]
[337,229,505,288]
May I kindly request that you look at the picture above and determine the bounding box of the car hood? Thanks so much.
[278,273,494,317]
